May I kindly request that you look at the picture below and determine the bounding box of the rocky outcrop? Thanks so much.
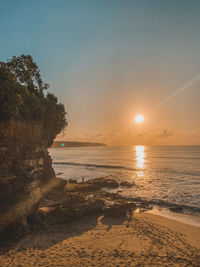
[0,120,56,237]
[65,177,134,192]
[27,177,138,231]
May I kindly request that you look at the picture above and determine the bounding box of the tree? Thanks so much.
[0,64,25,121]
[0,55,67,141]
[6,54,49,94]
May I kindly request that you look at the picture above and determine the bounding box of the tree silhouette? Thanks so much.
[6,54,49,94]
[0,55,67,142]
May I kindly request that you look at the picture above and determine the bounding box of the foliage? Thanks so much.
[6,55,49,94]
[0,55,67,138]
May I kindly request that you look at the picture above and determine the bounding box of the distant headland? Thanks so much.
[51,141,107,148]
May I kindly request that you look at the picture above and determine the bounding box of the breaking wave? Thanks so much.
[53,161,135,171]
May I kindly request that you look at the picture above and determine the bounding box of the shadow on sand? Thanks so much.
[100,214,129,231]
[0,211,132,255]
[0,214,100,254]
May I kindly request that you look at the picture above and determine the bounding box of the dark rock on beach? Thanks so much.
[104,201,136,218]
[27,177,138,231]
[169,205,183,213]
[65,177,120,192]
[119,181,135,188]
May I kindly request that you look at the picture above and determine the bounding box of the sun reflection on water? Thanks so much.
[136,146,145,175]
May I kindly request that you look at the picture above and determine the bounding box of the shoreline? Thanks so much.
[0,177,200,266]
[0,212,199,266]
[55,174,200,220]
[109,188,200,220]
[147,207,200,227]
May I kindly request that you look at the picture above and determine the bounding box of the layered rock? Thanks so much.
[0,120,55,236]
[28,177,138,231]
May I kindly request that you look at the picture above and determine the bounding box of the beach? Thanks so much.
[1,2,200,266]
[0,212,200,267]
[1,2,200,265]
[1,144,200,267]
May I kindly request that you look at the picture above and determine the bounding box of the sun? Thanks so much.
[135,114,144,124]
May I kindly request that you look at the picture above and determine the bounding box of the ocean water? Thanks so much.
[49,146,200,214]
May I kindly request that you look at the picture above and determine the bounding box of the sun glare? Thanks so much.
[136,145,145,170]
[135,114,144,124]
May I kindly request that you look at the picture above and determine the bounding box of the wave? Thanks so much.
[53,161,135,171]
[122,195,200,214]
[151,199,200,213]
[158,168,200,177]
[150,156,200,160]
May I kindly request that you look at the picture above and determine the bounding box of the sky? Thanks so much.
[0,0,200,146]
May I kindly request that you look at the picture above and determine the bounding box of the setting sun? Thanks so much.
[135,114,144,124]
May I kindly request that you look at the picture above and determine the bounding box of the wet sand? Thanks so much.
[0,213,200,267]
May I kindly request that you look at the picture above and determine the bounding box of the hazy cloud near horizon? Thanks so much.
[156,129,174,138]
[57,127,199,146]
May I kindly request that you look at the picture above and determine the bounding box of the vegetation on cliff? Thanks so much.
[0,55,67,141]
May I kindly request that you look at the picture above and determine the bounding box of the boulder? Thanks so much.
[65,177,119,192]
[120,181,135,188]
[103,201,137,218]
[104,206,127,218]
[68,178,77,184]
[29,198,104,228]
[169,206,183,213]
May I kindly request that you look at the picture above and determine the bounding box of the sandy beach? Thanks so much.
[0,212,200,267]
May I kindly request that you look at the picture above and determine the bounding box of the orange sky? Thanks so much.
[57,73,200,146]
[2,0,199,146]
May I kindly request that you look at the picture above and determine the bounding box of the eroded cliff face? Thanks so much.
[0,120,55,236]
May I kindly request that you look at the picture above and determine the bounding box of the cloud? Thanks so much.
[137,132,146,138]
[82,132,114,141]
[157,129,174,138]
[93,133,103,138]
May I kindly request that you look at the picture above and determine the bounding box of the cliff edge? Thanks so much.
[0,120,56,237]
[0,55,67,240]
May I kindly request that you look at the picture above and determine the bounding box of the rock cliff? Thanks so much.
[0,120,55,237]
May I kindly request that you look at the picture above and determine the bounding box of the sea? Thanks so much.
[49,145,200,224]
